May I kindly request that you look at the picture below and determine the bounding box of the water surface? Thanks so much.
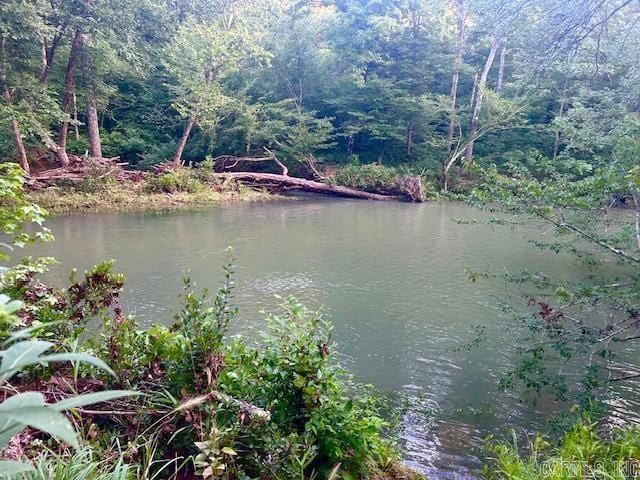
[25,198,593,478]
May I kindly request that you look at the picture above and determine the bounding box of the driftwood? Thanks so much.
[27,153,422,202]
[213,154,411,201]
[210,172,396,201]
[396,175,425,202]
[151,155,399,200]
[214,153,289,176]
[27,155,143,188]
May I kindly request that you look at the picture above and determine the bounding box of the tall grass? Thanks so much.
[26,448,135,480]
[484,419,640,479]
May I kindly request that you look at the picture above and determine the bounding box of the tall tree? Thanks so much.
[56,28,84,167]
[165,3,268,166]
[0,36,30,174]
[446,0,467,156]
[463,36,499,163]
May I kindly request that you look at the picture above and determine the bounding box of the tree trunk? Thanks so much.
[82,39,102,158]
[496,43,507,94]
[172,66,215,167]
[0,37,30,175]
[56,29,84,167]
[406,120,414,155]
[40,26,66,84]
[464,37,499,163]
[211,172,398,200]
[346,135,355,158]
[446,0,467,156]
[73,92,80,141]
[552,75,569,162]
[469,72,478,109]
[8,118,30,175]
[173,115,196,166]
[86,97,102,157]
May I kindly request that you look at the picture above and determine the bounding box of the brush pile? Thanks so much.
[27,156,143,188]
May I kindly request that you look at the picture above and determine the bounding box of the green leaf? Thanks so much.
[0,340,53,380]
[35,353,116,378]
[0,393,45,448]
[0,406,78,449]
[53,390,140,411]
[0,460,33,476]
[221,447,237,456]
[3,321,64,345]
[0,423,23,450]
[0,392,45,411]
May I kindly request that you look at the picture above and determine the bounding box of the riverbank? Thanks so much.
[27,180,277,214]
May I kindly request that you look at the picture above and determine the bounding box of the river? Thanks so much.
[23,198,597,478]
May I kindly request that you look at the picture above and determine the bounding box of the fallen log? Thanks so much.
[211,172,397,201]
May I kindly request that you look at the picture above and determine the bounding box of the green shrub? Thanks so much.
[144,169,204,193]
[333,164,399,193]
[484,419,640,479]
[219,296,395,478]
[4,252,418,479]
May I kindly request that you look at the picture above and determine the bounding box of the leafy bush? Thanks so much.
[0,163,52,262]
[333,164,399,193]
[144,170,204,193]
[0,258,126,342]
[219,296,396,478]
[484,419,640,479]
[0,295,135,476]
[3,254,419,479]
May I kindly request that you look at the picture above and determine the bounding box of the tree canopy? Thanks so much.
[0,0,637,187]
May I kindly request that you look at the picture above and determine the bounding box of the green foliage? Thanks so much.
[144,170,205,194]
[219,297,393,478]
[465,114,640,405]
[485,419,640,480]
[333,164,399,194]
[0,295,136,476]
[25,447,135,480]
[2,0,639,190]
[0,258,126,342]
[0,163,51,262]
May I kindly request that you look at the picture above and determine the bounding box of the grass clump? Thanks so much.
[25,448,136,480]
[143,169,205,194]
[484,419,640,479]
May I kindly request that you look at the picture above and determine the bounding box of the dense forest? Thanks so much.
[1,0,640,479]
[1,0,638,191]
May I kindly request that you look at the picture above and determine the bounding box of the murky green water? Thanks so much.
[23,198,606,478]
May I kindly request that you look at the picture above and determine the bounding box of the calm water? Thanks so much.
[24,199,595,478]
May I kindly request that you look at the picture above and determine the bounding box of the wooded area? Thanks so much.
[1,1,640,478]
[1,0,638,195]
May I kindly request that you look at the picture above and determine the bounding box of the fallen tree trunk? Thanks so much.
[211,172,396,201]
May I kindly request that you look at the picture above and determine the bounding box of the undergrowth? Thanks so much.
[484,418,640,480]
[0,252,423,480]
[28,177,273,214]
